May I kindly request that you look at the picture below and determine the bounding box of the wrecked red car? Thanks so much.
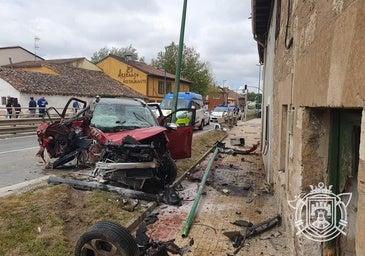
[36,96,195,190]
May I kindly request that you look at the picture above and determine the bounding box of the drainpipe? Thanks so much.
[182,146,220,238]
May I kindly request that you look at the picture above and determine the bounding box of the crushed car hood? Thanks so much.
[93,126,167,144]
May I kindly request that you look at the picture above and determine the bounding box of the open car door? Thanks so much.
[158,108,196,160]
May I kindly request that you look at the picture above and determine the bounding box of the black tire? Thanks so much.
[158,154,177,185]
[74,220,139,256]
[198,120,204,130]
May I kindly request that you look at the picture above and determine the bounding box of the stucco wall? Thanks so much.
[98,57,148,96]
[261,0,276,184]
[0,78,93,117]
[356,110,365,254]
[288,0,364,107]
[0,48,42,66]
[263,0,365,254]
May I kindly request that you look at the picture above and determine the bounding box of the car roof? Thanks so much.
[163,92,202,100]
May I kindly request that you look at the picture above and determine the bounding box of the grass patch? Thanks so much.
[176,130,226,177]
[0,185,145,255]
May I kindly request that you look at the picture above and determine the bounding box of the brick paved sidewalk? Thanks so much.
[143,119,291,255]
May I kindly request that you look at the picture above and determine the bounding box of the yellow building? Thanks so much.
[97,54,192,102]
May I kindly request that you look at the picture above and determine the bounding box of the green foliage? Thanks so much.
[248,92,262,103]
[151,42,213,95]
[91,45,145,63]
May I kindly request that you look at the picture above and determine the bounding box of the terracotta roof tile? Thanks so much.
[2,58,88,68]
[0,65,146,99]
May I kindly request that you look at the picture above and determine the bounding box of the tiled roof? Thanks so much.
[218,86,244,99]
[2,57,88,68]
[0,65,146,99]
[108,55,192,83]
[2,60,43,68]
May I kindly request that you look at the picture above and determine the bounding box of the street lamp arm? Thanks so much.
[244,85,262,93]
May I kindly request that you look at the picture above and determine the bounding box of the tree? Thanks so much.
[151,42,213,96]
[247,92,262,103]
[90,45,144,63]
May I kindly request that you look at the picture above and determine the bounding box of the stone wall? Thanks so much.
[265,0,365,254]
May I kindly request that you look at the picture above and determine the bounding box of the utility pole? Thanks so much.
[164,46,167,95]
[244,84,248,121]
[172,0,188,117]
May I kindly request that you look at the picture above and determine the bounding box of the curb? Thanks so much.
[0,175,50,198]
[126,201,158,233]
[0,174,158,234]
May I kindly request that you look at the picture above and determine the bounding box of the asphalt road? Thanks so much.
[0,124,215,189]
[0,135,45,188]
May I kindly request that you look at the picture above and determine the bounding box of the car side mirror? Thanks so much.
[166,122,178,130]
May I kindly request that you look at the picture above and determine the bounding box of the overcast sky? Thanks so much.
[0,0,262,92]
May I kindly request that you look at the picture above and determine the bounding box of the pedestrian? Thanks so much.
[29,97,37,117]
[37,96,48,117]
[72,101,80,114]
[6,96,13,119]
[12,98,21,118]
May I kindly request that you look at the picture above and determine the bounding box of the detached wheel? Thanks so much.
[75,220,139,256]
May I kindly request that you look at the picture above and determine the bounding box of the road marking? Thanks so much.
[0,147,38,155]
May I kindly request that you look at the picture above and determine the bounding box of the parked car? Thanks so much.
[36,97,196,190]
[210,105,230,122]
[203,105,210,126]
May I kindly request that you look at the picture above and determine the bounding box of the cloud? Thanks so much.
[0,0,261,90]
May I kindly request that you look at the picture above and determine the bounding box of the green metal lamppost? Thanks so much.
[171,0,188,121]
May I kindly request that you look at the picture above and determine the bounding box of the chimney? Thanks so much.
[124,54,132,62]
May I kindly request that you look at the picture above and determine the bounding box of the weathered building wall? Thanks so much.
[263,0,365,254]
[0,47,43,66]
[261,0,276,185]
[287,0,364,108]
[357,110,365,254]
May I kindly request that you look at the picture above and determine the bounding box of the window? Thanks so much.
[158,81,172,94]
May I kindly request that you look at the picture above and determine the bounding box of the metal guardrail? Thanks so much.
[0,118,43,136]
[0,116,63,137]
[0,106,71,137]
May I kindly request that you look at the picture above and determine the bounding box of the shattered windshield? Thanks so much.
[160,99,189,110]
[213,106,228,112]
[91,102,157,132]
